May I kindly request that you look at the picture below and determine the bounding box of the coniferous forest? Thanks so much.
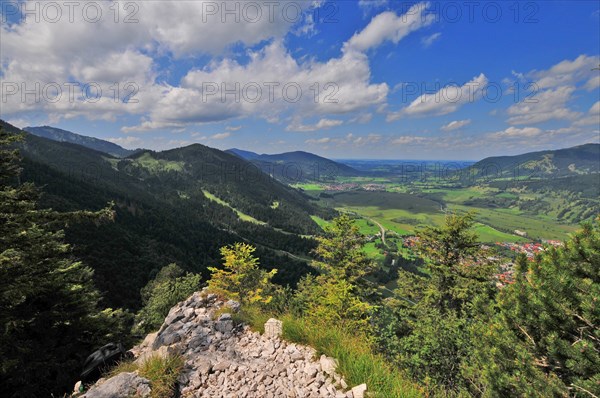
[1,122,598,397]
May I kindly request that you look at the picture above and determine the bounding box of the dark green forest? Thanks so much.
[0,120,333,310]
[1,120,599,398]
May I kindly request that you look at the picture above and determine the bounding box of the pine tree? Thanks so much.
[413,212,497,315]
[295,215,375,333]
[312,214,375,297]
[0,128,124,397]
[473,220,600,396]
[379,213,497,392]
[134,263,202,334]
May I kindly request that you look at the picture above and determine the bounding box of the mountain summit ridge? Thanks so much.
[24,125,140,158]
[471,143,600,177]
[226,148,362,181]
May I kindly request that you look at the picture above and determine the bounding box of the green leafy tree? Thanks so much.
[134,263,202,334]
[207,243,277,305]
[471,220,600,397]
[0,128,125,397]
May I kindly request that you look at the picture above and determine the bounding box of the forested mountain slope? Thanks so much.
[129,145,325,233]
[24,125,139,158]
[2,120,328,309]
[227,148,362,182]
[470,143,600,179]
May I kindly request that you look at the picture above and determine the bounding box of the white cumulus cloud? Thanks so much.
[441,119,471,131]
[391,136,429,145]
[210,132,231,140]
[287,118,344,132]
[124,40,388,131]
[573,101,600,127]
[506,86,581,125]
[107,136,143,148]
[344,3,434,53]
[0,0,324,123]
[489,126,543,139]
[505,55,600,126]
[387,74,488,120]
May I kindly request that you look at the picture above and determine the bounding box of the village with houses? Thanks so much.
[399,234,564,288]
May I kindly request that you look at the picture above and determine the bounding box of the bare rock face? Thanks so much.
[320,354,339,375]
[81,372,151,398]
[84,289,367,397]
[351,383,368,398]
[264,318,283,339]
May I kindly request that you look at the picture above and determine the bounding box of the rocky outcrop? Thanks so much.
[81,372,151,398]
[83,290,367,397]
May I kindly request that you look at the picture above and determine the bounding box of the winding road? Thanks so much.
[339,209,387,246]
[367,217,386,246]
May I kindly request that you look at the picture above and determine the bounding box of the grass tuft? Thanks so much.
[211,304,235,320]
[280,315,423,398]
[138,354,184,398]
[237,306,424,398]
[232,305,271,333]
[106,359,137,378]
[103,354,183,398]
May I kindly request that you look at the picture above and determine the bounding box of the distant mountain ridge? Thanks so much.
[471,143,600,179]
[24,125,140,158]
[228,148,262,160]
[227,148,362,181]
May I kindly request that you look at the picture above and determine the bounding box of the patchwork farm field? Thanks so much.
[448,204,577,241]
[309,186,579,244]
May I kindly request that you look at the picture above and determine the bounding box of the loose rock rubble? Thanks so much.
[84,290,367,397]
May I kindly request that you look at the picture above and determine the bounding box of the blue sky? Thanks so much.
[1,0,599,160]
